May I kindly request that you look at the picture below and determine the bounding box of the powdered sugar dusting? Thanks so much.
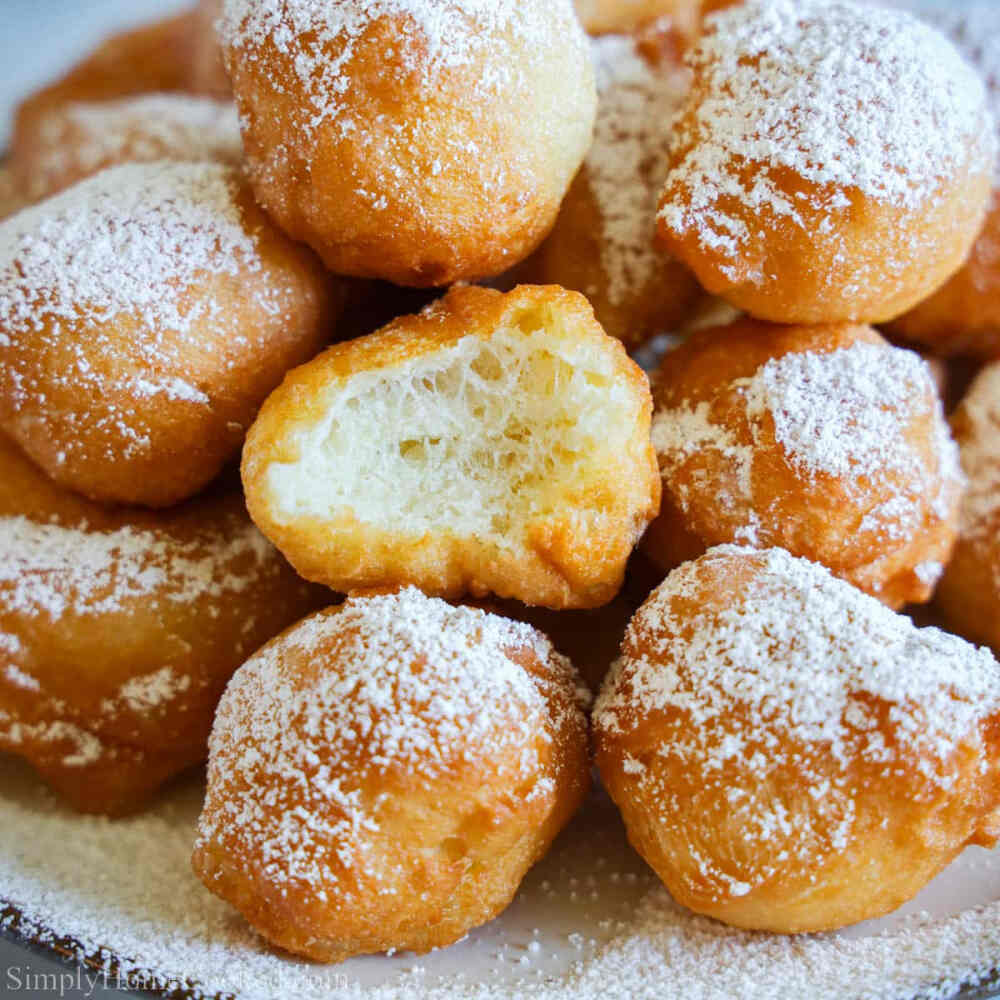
[587,35,690,307]
[221,0,573,134]
[197,588,589,892]
[659,0,995,264]
[0,160,258,338]
[951,362,1000,541]
[0,513,277,622]
[595,546,1000,883]
[23,94,242,201]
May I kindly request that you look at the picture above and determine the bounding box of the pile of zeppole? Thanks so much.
[2,0,1000,964]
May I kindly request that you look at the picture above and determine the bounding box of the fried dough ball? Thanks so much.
[524,30,705,350]
[0,433,326,817]
[242,284,661,610]
[657,0,996,325]
[11,94,241,204]
[594,545,1000,934]
[643,320,962,608]
[936,364,1000,651]
[0,169,27,222]
[574,0,700,38]
[190,0,231,98]
[0,160,340,509]
[12,12,198,182]
[192,588,590,962]
[888,4,1000,359]
[220,0,596,287]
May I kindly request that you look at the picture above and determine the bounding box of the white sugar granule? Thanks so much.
[0,514,276,622]
[660,0,995,264]
[114,668,193,715]
[0,159,258,338]
[2,765,1000,1000]
[587,35,690,307]
[25,94,242,201]
[197,588,589,893]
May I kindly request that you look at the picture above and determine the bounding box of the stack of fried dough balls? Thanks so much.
[657,0,996,325]
[6,0,1000,970]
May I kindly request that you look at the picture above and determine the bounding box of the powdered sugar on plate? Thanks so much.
[659,0,995,264]
[586,34,690,308]
[2,760,1000,1000]
[22,94,243,202]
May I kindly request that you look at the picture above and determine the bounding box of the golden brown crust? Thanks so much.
[189,0,231,98]
[0,434,327,816]
[642,319,961,607]
[242,284,661,610]
[523,28,706,349]
[223,2,596,286]
[0,163,341,508]
[191,592,590,961]
[594,546,1000,933]
[888,192,1000,360]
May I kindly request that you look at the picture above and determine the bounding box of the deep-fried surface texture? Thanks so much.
[643,319,961,607]
[220,0,596,286]
[524,29,704,349]
[192,589,590,962]
[0,160,340,508]
[11,93,242,203]
[936,364,1000,651]
[0,434,327,817]
[190,0,232,98]
[12,12,199,184]
[242,285,661,610]
[574,0,700,37]
[594,546,1000,933]
[657,0,995,324]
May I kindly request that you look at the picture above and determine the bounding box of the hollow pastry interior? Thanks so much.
[267,312,640,540]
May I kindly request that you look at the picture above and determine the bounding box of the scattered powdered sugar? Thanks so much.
[221,0,573,134]
[3,663,37,691]
[197,588,589,892]
[2,764,1000,1000]
[23,94,243,201]
[0,160,258,338]
[112,668,193,715]
[659,0,996,263]
[586,35,690,307]
[0,513,276,622]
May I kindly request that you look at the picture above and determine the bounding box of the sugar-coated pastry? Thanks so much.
[657,0,996,325]
[220,0,596,287]
[574,0,699,37]
[594,545,1000,934]
[0,434,326,817]
[242,284,661,610]
[643,320,961,607]
[888,3,1000,359]
[0,160,340,508]
[524,30,704,349]
[192,588,590,962]
[936,364,1000,651]
[12,12,198,180]
[190,0,231,98]
[11,94,241,203]
[0,169,27,222]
